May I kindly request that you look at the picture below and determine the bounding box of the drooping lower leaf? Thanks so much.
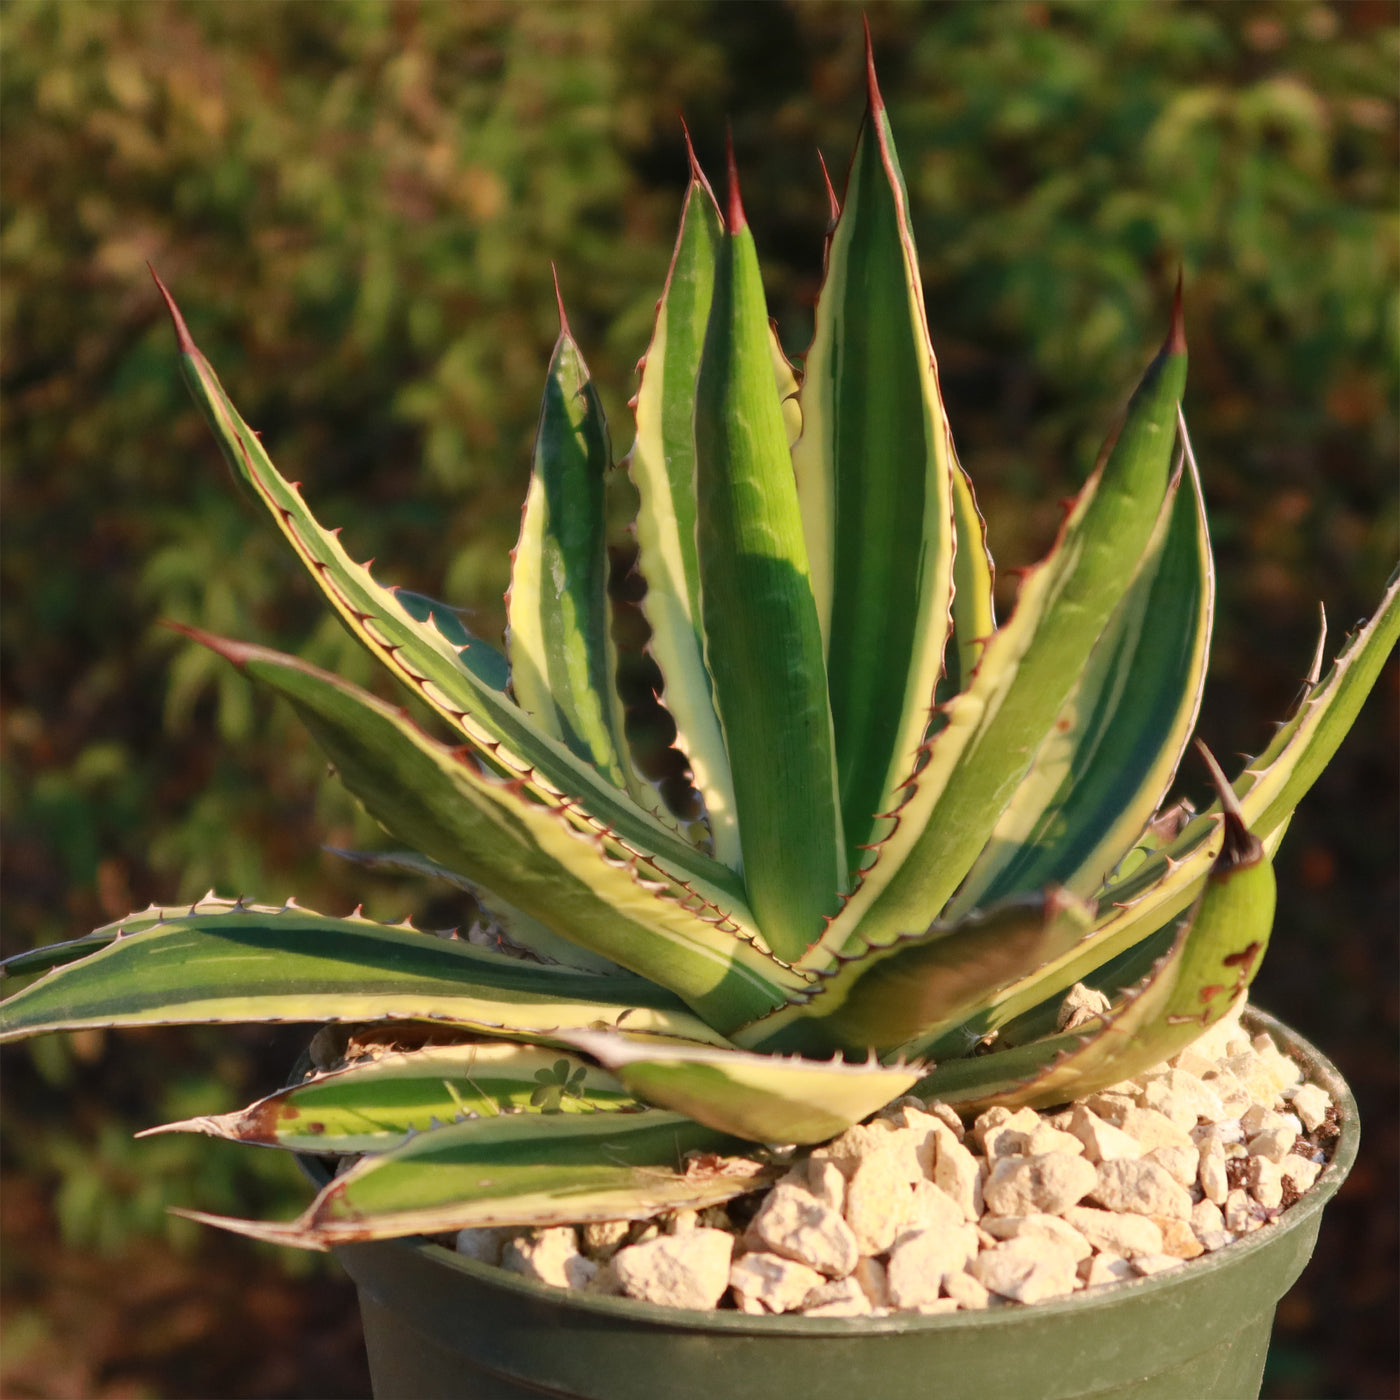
[0,894,237,980]
[141,1042,635,1154]
[177,1109,775,1248]
[324,846,627,975]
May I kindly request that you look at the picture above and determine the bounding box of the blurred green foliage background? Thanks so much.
[1,2,1394,1395]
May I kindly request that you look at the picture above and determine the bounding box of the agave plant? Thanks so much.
[3,51,1395,1251]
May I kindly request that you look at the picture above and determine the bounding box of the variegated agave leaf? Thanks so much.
[141,1043,636,1154]
[913,751,1278,1110]
[1,35,1392,1249]
[177,1110,777,1249]
[0,900,729,1049]
[562,1032,925,1145]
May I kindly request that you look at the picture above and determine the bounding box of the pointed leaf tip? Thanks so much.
[1195,739,1261,869]
[679,116,706,189]
[148,265,196,355]
[1167,271,1186,355]
[863,15,885,112]
[161,618,256,670]
[550,264,571,338]
[816,149,840,223]
[724,127,747,232]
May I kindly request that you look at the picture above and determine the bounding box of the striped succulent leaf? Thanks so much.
[140,1043,637,1155]
[3,35,1394,1247]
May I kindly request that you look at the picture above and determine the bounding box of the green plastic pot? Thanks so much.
[324,1009,1356,1400]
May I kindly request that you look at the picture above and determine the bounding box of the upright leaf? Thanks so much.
[957,569,1398,1042]
[938,451,997,706]
[625,154,741,868]
[507,287,633,790]
[947,441,1213,914]
[693,148,845,960]
[791,45,957,867]
[150,272,723,896]
[812,295,1188,964]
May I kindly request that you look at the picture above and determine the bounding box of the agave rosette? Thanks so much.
[3,48,1395,1250]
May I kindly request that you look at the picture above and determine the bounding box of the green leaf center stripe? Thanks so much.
[181,1111,770,1247]
[693,167,845,961]
[805,318,1187,968]
[0,905,731,1047]
[800,91,957,870]
[143,1042,636,1155]
[946,448,1214,915]
[625,171,742,870]
[1004,565,1399,1018]
[201,634,808,1026]
[507,319,631,788]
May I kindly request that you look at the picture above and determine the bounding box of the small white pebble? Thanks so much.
[1287,1082,1332,1132]
[1196,1228,1238,1253]
[799,1276,870,1317]
[942,1270,991,1310]
[1191,1199,1225,1237]
[1247,1126,1296,1164]
[729,1252,824,1314]
[1131,1252,1186,1277]
[923,1100,967,1139]
[1247,1155,1284,1209]
[1279,1153,1322,1194]
[1225,1188,1263,1233]
[1057,981,1111,1031]
[1081,1253,1136,1288]
[1144,1143,1199,1189]
[1198,1144,1229,1207]
[455,1225,519,1265]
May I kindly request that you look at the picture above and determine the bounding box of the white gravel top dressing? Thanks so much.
[457,999,1339,1315]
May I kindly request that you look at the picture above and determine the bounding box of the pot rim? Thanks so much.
[317,1004,1357,1336]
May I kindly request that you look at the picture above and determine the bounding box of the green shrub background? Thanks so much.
[2,3,1394,1395]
